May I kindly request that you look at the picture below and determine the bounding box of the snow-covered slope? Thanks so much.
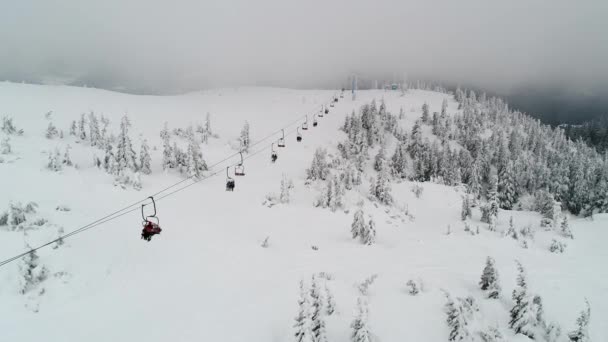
[0,82,605,341]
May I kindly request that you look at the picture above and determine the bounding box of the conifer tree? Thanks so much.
[78,113,87,140]
[186,127,207,178]
[351,209,366,240]
[115,115,137,172]
[139,139,152,175]
[567,300,591,342]
[1,136,12,154]
[351,297,371,342]
[390,142,408,179]
[160,122,173,171]
[46,122,59,139]
[560,216,573,239]
[441,98,448,116]
[324,282,335,316]
[444,291,470,341]
[280,174,292,204]
[421,103,430,123]
[373,145,386,172]
[239,121,250,153]
[509,261,544,339]
[498,161,518,209]
[479,256,501,299]
[294,280,314,342]
[69,120,77,136]
[364,216,376,245]
[371,167,392,205]
[461,196,472,221]
[309,275,328,342]
[88,112,101,146]
[306,148,329,181]
[62,145,73,166]
[19,249,49,294]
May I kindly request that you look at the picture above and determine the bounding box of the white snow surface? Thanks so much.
[0,82,606,341]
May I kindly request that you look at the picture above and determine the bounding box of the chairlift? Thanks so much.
[302,116,309,130]
[271,143,278,163]
[278,129,286,147]
[141,196,162,241]
[297,127,302,142]
[226,166,235,191]
[324,106,329,114]
[318,107,324,118]
[330,102,334,108]
[313,114,318,127]
[235,151,245,176]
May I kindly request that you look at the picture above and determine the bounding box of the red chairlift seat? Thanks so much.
[141,197,162,241]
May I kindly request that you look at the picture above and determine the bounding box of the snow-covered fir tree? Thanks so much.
[185,127,208,178]
[306,148,329,181]
[351,297,372,342]
[19,249,49,294]
[461,196,472,221]
[160,122,173,171]
[69,120,77,136]
[370,167,392,205]
[498,161,518,209]
[309,275,328,342]
[324,282,335,316]
[78,113,87,140]
[45,122,59,139]
[441,98,448,116]
[444,291,470,341]
[62,145,73,166]
[294,280,314,342]
[373,145,386,172]
[421,103,430,123]
[351,209,366,240]
[364,216,376,245]
[1,136,11,154]
[479,256,501,299]
[560,216,573,239]
[88,112,101,147]
[139,139,152,175]
[509,261,545,339]
[567,300,591,342]
[115,115,137,172]
[390,142,408,179]
[47,148,62,171]
[280,174,293,204]
[239,121,250,153]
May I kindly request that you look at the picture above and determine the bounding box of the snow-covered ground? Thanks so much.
[0,82,605,341]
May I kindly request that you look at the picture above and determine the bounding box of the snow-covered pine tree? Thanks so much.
[461,196,472,221]
[185,127,208,178]
[373,145,386,172]
[239,121,250,153]
[139,139,152,175]
[545,322,562,342]
[363,216,376,245]
[306,148,329,181]
[370,167,392,205]
[294,280,314,342]
[408,120,424,159]
[479,256,501,299]
[62,145,73,166]
[47,148,62,171]
[329,175,343,211]
[88,112,101,147]
[441,98,448,117]
[399,107,405,119]
[280,174,293,204]
[482,175,499,224]
[390,142,408,179]
[78,113,87,140]
[444,291,470,341]
[309,275,328,342]
[421,103,430,123]
[19,249,49,294]
[351,297,372,342]
[560,216,573,239]
[99,115,110,148]
[115,114,137,172]
[498,161,518,210]
[509,261,545,339]
[69,120,77,136]
[351,209,366,240]
[160,122,173,171]
[45,122,59,139]
[1,136,11,154]
[478,326,504,342]
[567,300,591,342]
[324,282,335,316]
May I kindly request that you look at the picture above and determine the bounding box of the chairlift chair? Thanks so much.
[278,129,286,147]
[141,196,162,241]
[330,102,334,107]
[313,114,318,127]
[297,127,302,142]
[302,116,309,130]
[235,152,245,176]
[318,107,324,118]
[324,106,329,114]
[271,143,278,163]
[226,166,235,191]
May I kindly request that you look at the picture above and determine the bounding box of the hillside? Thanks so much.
[0,82,605,342]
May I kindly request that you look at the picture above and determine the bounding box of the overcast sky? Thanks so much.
[1,0,607,97]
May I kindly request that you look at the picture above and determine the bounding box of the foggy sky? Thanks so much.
[1,0,607,98]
